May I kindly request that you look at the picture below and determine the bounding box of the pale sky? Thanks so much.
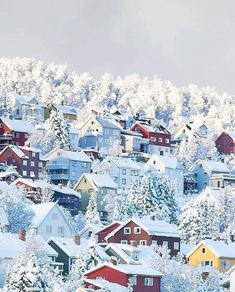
[1,0,235,94]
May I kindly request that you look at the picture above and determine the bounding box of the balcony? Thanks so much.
[46,163,69,170]
[49,173,69,180]
[0,132,13,140]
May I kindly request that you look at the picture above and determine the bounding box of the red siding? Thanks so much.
[85,265,161,292]
[216,132,235,155]
[97,222,121,243]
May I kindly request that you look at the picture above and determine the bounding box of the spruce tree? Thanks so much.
[85,191,102,226]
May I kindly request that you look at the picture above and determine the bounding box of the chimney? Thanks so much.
[73,235,80,245]
[230,234,234,242]
[18,230,26,241]
[110,256,117,266]
[130,240,138,247]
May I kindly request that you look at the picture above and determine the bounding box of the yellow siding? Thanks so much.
[74,177,95,211]
[188,243,219,269]
[79,116,102,137]
[187,243,235,272]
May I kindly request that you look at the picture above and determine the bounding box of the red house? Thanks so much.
[96,222,121,244]
[215,131,235,155]
[130,122,171,154]
[0,117,34,149]
[105,218,180,256]
[84,261,163,292]
[0,145,46,179]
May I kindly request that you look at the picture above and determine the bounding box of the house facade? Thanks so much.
[0,117,34,149]
[44,103,77,121]
[215,131,235,155]
[130,122,171,155]
[0,145,45,179]
[105,218,180,256]
[44,147,92,185]
[189,159,230,192]
[84,262,163,292]
[98,156,143,193]
[74,173,118,221]
[144,154,184,196]
[28,202,75,240]
[187,240,235,273]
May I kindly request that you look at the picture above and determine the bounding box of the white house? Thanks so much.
[98,156,143,193]
[28,202,75,240]
[144,154,184,196]
[189,159,230,192]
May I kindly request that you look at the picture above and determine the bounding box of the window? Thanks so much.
[32,152,36,157]
[82,162,87,168]
[124,227,131,234]
[30,161,35,167]
[0,123,2,128]
[130,276,137,285]
[132,252,139,260]
[158,137,162,142]
[46,225,52,233]
[16,132,19,138]
[122,169,126,175]
[160,150,164,156]
[221,260,230,270]
[122,179,126,185]
[135,127,140,133]
[30,171,35,177]
[174,242,179,250]
[23,160,28,166]
[24,133,28,138]
[150,136,157,142]
[201,261,213,267]
[58,226,64,235]
[201,248,206,254]
[165,138,169,143]
[139,240,147,246]
[153,160,156,164]
[134,227,141,234]
[163,241,168,248]
[121,240,128,244]
[23,170,27,176]
[39,162,43,167]
[144,278,153,286]
[72,161,77,167]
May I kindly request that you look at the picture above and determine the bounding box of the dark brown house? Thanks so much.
[0,145,45,179]
[105,218,180,256]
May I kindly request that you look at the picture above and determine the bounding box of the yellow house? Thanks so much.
[44,103,77,121]
[187,239,235,273]
[74,173,118,220]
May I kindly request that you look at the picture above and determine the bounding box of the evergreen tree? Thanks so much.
[85,191,102,226]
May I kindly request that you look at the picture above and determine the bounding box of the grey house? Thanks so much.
[189,159,230,192]
[44,147,92,185]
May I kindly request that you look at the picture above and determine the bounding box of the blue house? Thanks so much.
[44,147,92,186]
[79,115,122,152]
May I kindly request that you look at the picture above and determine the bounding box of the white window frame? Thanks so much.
[221,260,230,270]
[134,227,141,234]
[32,152,36,157]
[22,170,27,176]
[165,138,169,143]
[121,240,128,244]
[130,276,137,286]
[139,240,147,246]
[30,161,35,167]
[122,178,126,185]
[163,241,168,248]
[122,169,126,175]
[124,227,131,234]
[144,277,153,286]
[174,242,179,250]
[23,160,28,166]
[158,137,162,142]
[201,260,213,267]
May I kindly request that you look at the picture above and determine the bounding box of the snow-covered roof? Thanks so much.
[193,187,224,206]
[0,145,29,159]
[189,159,230,173]
[146,154,183,170]
[226,131,235,140]
[47,237,109,260]
[105,218,179,240]
[84,279,127,292]
[105,243,141,264]
[19,146,42,153]
[133,121,169,134]
[12,178,81,197]
[0,206,8,226]
[187,240,235,259]
[75,173,118,191]
[44,147,91,162]
[1,117,34,133]
[101,156,141,170]
[78,223,103,237]
[0,169,21,179]
[14,94,29,105]
[121,129,143,137]
[30,202,57,228]
[96,116,122,130]
[84,262,163,277]
[180,243,196,255]
[54,104,77,115]
[0,233,25,259]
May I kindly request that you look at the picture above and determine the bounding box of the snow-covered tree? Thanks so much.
[85,191,102,226]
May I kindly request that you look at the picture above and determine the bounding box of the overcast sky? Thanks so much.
[1,0,235,94]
